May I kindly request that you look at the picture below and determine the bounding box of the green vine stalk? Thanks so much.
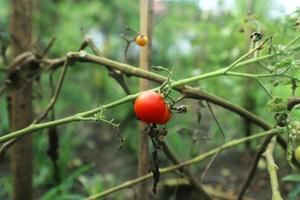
[0,36,299,143]
[263,136,284,200]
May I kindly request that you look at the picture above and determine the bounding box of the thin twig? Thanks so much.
[122,35,133,63]
[286,34,300,49]
[200,149,220,181]
[225,37,270,72]
[237,134,275,200]
[206,101,225,138]
[47,70,60,183]
[0,138,19,161]
[82,35,103,56]
[42,36,56,56]
[33,56,70,123]
[226,71,300,82]
[121,26,138,63]
[83,37,131,95]
[255,78,273,98]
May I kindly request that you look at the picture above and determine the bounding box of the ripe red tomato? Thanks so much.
[156,105,171,124]
[134,91,166,123]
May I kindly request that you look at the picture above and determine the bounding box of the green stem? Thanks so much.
[225,38,269,72]
[1,37,300,143]
[172,68,226,87]
[255,78,273,98]
[0,67,234,142]
[83,129,282,200]
[0,57,291,142]
[227,71,300,81]
[0,94,137,142]
[263,136,284,200]
[0,66,242,143]
[286,35,300,49]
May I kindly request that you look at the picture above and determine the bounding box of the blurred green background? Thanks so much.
[0,0,300,199]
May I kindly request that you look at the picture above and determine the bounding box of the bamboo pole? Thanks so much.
[137,0,153,199]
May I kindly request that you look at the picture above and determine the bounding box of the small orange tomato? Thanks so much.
[135,34,149,46]
[156,104,171,124]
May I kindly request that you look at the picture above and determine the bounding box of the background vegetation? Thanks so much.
[0,0,300,199]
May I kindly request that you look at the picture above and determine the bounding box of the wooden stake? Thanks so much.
[137,0,153,199]
[9,0,33,199]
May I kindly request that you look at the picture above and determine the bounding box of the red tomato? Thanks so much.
[134,91,166,123]
[156,105,171,124]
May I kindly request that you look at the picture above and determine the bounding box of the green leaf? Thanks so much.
[282,174,300,182]
[287,183,300,200]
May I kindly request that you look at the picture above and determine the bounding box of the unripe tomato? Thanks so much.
[135,34,148,46]
[156,105,171,124]
[294,146,300,163]
[134,91,166,123]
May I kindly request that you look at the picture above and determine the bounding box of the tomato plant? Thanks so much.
[134,91,170,124]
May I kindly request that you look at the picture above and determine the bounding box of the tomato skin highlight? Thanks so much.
[156,105,171,124]
[134,91,166,123]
